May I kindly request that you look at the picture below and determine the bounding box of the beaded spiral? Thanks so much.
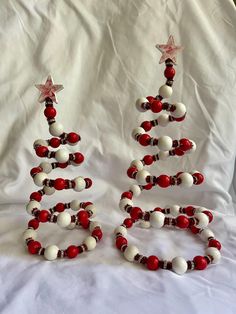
[114,37,221,275]
[23,76,102,260]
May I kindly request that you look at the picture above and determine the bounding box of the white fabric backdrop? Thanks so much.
[0,0,236,313]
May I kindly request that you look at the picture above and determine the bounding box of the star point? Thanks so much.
[156,35,183,65]
[35,75,64,103]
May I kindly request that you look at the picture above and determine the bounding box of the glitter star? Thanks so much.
[35,75,64,103]
[156,35,183,65]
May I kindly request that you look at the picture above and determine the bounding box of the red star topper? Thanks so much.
[35,75,64,103]
[156,35,183,65]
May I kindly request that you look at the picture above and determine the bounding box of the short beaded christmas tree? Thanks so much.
[114,36,221,275]
[23,76,102,261]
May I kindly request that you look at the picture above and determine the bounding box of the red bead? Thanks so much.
[157,175,171,188]
[55,203,65,212]
[203,210,213,223]
[174,148,184,156]
[127,167,137,178]
[130,207,142,220]
[180,138,192,151]
[193,256,207,270]
[151,100,162,113]
[121,191,133,199]
[116,237,128,249]
[147,255,159,270]
[81,220,90,229]
[141,121,152,132]
[67,132,80,144]
[176,215,189,229]
[123,218,133,228]
[164,67,175,79]
[190,225,200,234]
[154,207,162,212]
[28,219,39,230]
[83,201,93,208]
[85,178,92,188]
[208,239,221,250]
[35,146,48,157]
[144,183,153,190]
[54,178,66,190]
[44,107,56,119]
[185,206,195,216]
[39,210,49,223]
[28,241,41,254]
[139,134,151,146]
[174,114,186,122]
[143,155,153,165]
[92,228,103,240]
[30,192,42,202]
[58,163,68,168]
[193,173,204,185]
[49,137,61,148]
[30,167,42,176]
[146,96,155,103]
[66,245,79,258]
[77,210,89,224]
[73,152,84,164]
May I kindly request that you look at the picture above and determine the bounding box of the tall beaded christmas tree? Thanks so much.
[114,36,221,275]
[23,76,102,261]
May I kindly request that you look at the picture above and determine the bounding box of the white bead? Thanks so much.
[33,172,48,187]
[195,212,209,229]
[179,173,194,187]
[205,247,221,264]
[132,127,145,140]
[136,170,150,185]
[114,226,127,236]
[43,186,55,195]
[73,176,86,192]
[157,113,169,127]
[129,184,141,197]
[85,204,96,217]
[131,160,144,171]
[34,139,48,147]
[39,162,52,174]
[26,200,41,215]
[169,205,180,217]
[158,136,173,151]
[23,229,37,241]
[159,85,172,99]
[172,257,188,275]
[55,149,70,163]
[70,200,80,211]
[44,245,59,261]
[89,221,102,232]
[195,206,206,213]
[172,103,186,118]
[124,245,139,262]
[158,151,169,161]
[119,198,133,211]
[139,221,151,228]
[49,122,64,137]
[150,211,165,228]
[84,236,96,250]
[199,228,215,241]
[57,212,71,228]
[135,97,148,112]
[186,141,196,154]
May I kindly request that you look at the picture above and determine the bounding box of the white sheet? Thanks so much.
[0,0,236,313]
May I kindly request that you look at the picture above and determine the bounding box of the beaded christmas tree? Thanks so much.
[114,36,221,275]
[23,76,102,261]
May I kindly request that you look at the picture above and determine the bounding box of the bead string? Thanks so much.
[24,83,102,260]
[114,211,221,274]
[115,50,222,273]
